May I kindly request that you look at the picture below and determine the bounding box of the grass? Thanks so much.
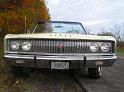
[117,41,124,56]
[117,47,124,56]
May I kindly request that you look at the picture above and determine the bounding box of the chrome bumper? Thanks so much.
[4,54,117,69]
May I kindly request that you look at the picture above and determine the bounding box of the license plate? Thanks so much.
[51,62,69,69]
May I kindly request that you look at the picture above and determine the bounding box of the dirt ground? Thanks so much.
[0,62,83,92]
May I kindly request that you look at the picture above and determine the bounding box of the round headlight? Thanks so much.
[90,42,99,52]
[11,42,20,51]
[101,42,111,52]
[22,42,31,51]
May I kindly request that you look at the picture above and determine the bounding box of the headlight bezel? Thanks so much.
[10,42,20,51]
[100,42,111,53]
[21,42,32,51]
[89,42,100,53]
[89,42,112,53]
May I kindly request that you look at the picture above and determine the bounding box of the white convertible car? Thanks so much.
[4,21,117,79]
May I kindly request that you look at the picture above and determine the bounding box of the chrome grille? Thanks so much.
[29,39,89,53]
[7,39,113,54]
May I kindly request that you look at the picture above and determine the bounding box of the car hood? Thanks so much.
[5,33,116,42]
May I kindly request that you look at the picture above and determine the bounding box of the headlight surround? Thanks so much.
[89,42,99,52]
[100,42,111,52]
[22,42,31,51]
[11,42,20,51]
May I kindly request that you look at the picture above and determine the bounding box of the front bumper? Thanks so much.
[4,54,117,69]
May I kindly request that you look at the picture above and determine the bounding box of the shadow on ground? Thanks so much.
[0,67,83,92]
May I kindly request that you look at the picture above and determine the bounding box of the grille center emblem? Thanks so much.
[56,44,64,48]
[56,43,64,53]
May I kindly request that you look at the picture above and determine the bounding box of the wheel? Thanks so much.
[88,67,102,79]
[11,66,29,78]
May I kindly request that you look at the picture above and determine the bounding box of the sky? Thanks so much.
[45,0,124,40]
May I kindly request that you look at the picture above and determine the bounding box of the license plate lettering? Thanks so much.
[51,62,69,69]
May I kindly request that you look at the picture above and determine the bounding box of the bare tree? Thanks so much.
[110,24,121,41]
[98,31,116,38]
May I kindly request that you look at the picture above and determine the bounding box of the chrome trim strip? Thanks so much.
[86,55,117,60]
[4,55,34,59]
[5,52,116,56]
[4,54,117,61]
[37,56,84,60]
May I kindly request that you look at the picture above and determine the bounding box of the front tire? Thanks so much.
[88,67,102,79]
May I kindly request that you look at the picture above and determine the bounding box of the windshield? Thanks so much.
[33,21,86,34]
